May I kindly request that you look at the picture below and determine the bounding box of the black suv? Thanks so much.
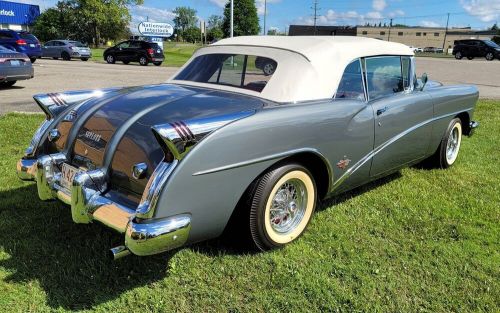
[452,39,500,61]
[104,40,164,66]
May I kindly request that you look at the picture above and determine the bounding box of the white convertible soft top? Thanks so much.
[171,36,414,103]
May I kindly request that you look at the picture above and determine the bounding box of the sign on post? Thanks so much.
[138,22,174,38]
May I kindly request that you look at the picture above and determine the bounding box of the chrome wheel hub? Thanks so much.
[446,126,460,162]
[264,63,274,75]
[269,178,307,234]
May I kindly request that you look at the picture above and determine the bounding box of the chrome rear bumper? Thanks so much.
[16,153,190,257]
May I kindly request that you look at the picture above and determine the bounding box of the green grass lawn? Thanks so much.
[0,101,498,312]
[91,42,201,67]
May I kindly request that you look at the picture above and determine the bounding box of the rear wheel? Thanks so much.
[29,57,37,63]
[454,51,463,59]
[106,54,115,64]
[249,163,316,251]
[81,57,88,61]
[61,52,71,61]
[262,62,276,75]
[139,56,149,66]
[486,52,494,61]
[153,62,162,66]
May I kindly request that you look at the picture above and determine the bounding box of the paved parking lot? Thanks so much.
[0,57,498,115]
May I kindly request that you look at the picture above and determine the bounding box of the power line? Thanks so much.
[311,0,320,35]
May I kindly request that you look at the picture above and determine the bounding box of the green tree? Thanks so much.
[222,0,259,37]
[173,6,197,38]
[207,15,223,41]
[183,27,200,43]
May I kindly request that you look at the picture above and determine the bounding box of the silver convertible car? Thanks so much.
[17,36,479,259]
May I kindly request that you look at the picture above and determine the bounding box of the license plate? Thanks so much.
[61,163,79,191]
[10,60,20,66]
[29,44,35,47]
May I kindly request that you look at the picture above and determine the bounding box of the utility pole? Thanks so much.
[263,0,267,35]
[442,13,450,53]
[230,0,234,37]
[312,0,320,35]
[387,18,393,41]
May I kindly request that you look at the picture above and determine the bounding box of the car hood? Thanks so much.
[47,83,265,203]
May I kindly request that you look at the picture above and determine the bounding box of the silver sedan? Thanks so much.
[41,40,92,61]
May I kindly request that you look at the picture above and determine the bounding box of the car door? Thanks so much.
[54,41,65,57]
[114,41,130,61]
[366,56,434,177]
[127,41,142,61]
[42,41,53,57]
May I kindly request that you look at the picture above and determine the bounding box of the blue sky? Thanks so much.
[13,0,500,32]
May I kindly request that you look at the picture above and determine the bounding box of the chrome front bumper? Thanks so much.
[16,154,190,258]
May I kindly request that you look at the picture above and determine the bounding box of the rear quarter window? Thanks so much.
[18,32,37,41]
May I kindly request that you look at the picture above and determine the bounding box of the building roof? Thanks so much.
[171,36,414,103]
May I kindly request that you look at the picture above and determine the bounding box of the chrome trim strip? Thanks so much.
[136,160,179,219]
[330,107,474,191]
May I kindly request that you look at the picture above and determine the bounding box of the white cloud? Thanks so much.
[209,0,227,8]
[129,5,177,34]
[209,0,282,15]
[420,20,441,27]
[387,10,405,18]
[295,8,398,26]
[460,0,500,22]
[372,0,387,12]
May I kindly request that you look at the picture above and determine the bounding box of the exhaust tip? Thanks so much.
[109,245,131,260]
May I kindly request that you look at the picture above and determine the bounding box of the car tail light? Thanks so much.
[147,48,154,55]
[0,58,6,63]
[16,39,27,45]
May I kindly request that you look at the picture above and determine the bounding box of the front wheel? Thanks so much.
[30,57,37,63]
[454,52,463,60]
[249,163,317,251]
[485,52,494,61]
[139,56,149,66]
[425,118,463,169]
[105,54,115,64]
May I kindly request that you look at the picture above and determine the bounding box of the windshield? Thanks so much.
[69,41,87,47]
[483,40,499,48]
[174,54,277,93]
[18,32,38,41]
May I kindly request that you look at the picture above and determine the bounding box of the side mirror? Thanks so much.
[415,73,428,91]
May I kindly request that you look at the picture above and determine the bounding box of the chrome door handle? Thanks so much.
[376,107,388,116]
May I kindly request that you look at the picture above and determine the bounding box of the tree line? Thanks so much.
[32,0,260,45]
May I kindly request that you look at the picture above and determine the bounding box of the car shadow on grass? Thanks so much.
[0,172,403,310]
[0,183,176,311]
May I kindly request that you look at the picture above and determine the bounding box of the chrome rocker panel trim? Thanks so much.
[18,151,188,257]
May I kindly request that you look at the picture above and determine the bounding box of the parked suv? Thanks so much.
[42,40,92,61]
[103,40,164,66]
[0,30,41,63]
[453,39,500,61]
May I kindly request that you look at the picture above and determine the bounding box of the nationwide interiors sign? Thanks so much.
[138,22,174,37]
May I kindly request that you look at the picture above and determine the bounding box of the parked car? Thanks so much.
[17,36,478,258]
[0,30,41,63]
[103,40,164,66]
[0,44,34,87]
[41,40,92,61]
[423,47,444,53]
[452,39,500,61]
[255,56,277,75]
[408,46,423,53]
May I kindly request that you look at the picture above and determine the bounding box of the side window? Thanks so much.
[365,56,403,101]
[44,41,53,46]
[129,41,141,48]
[209,54,246,86]
[117,41,129,49]
[335,60,365,100]
[0,32,13,39]
[401,56,412,90]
